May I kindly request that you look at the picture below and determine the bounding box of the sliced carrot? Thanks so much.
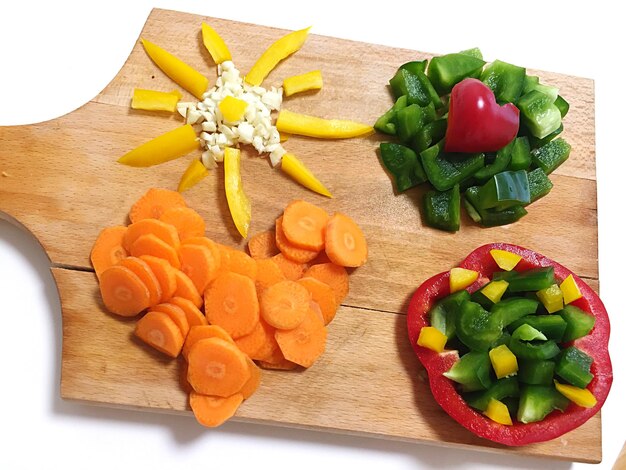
[297,277,338,325]
[215,243,234,271]
[134,310,184,357]
[204,272,259,338]
[255,258,286,293]
[130,233,181,269]
[259,280,311,330]
[99,265,151,317]
[275,306,327,368]
[275,216,319,263]
[151,302,190,338]
[224,249,258,280]
[309,300,325,324]
[187,337,250,396]
[123,218,181,252]
[239,356,262,399]
[139,255,178,302]
[281,199,329,251]
[309,250,332,266]
[178,243,220,294]
[159,206,206,241]
[247,230,279,259]
[181,236,222,272]
[129,187,187,223]
[189,391,244,428]
[169,296,208,328]
[303,262,349,304]
[324,212,368,267]
[271,253,306,281]
[182,324,235,360]
[233,319,265,358]
[118,256,162,307]
[90,226,128,279]
[173,270,204,308]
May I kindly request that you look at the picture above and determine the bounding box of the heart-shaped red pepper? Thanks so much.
[444,78,520,153]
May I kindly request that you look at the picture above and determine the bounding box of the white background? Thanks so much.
[1,1,624,468]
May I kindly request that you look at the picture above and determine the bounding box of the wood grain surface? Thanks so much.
[0,7,601,463]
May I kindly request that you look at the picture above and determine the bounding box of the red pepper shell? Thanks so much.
[406,243,613,446]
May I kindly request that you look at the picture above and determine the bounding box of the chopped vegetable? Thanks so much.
[129,188,187,223]
[131,89,182,112]
[223,147,251,238]
[417,326,448,353]
[274,306,327,367]
[99,264,151,317]
[159,206,206,241]
[536,284,564,313]
[189,392,244,428]
[117,124,199,167]
[177,159,209,193]
[219,95,248,123]
[324,212,368,267]
[90,226,128,279]
[135,310,185,357]
[489,344,518,379]
[554,380,597,408]
[281,199,329,251]
[484,398,513,425]
[280,152,333,198]
[201,23,232,64]
[283,70,323,96]
[560,274,583,305]
[276,109,374,139]
[449,267,478,293]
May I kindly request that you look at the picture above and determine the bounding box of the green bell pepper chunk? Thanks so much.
[555,346,594,388]
[473,140,514,182]
[429,289,471,340]
[508,324,561,361]
[476,170,531,210]
[427,53,486,95]
[464,185,528,227]
[559,305,596,342]
[373,95,408,135]
[389,68,431,107]
[527,167,553,203]
[517,90,562,139]
[458,47,483,60]
[508,137,532,171]
[455,300,503,351]
[420,141,485,192]
[379,142,427,192]
[492,266,556,293]
[491,297,540,327]
[396,104,428,143]
[508,315,567,342]
[480,59,526,104]
[443,350,493,392]
[517,384,569,423]
[554,95,570,118]
[465,377,520,411]
[517,359,556,385]
[411,118,447,154]
[531,137,571,174]
[399,60,427,75]
[423,184,461,232]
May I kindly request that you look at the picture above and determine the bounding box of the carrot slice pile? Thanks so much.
[91,188,368,428]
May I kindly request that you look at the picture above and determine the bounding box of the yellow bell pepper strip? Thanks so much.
[201,23,232,64]
[283,70,323,97]
[118,124,199,167]
[417,326,447,353]
[276,109,374,139]
[141,38,209,100]
[178,159,209,193]
[449,267,478,293]
[219,95,248,123]
[560,274,583,305]
[554,380,597,408]
[131,89,182,112]
[489,344,518,379]
[223,147,251,238]
[280,153,332,198]
[490,248,522,271]
[245,27,311,86]
[480,279,509,304]
[536,284,564,313]
[483,398,513,425]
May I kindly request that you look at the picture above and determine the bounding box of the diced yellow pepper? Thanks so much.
[554,380,597,408]
[489,344,518,379]
[131,89,182,112]
[117,124,199,167]
[490,249,522,271]
[201,23,232,64]
[276,109,374,139]
[283,70,323,97]
[224,147,251,238]
[245,27,311,86]
[560,274,583,305]
[536,284,564,313]
[417,326,447,353]
[141,39,209,100]
[449,267,479,293]
[481,280,509,304]
[178,159,209,193]
[219,95,248,123]
[280,153,332,198]
[484,398,513,425]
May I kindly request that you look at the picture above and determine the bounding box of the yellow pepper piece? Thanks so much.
[178,159,209,193]
[490,249,522,271]
[554,380,597,408]
[484,398,513,425]
[224,147,251,238]
[141,38,209,100]
[536,284,564,313]
[201,23,232,64]
[131,89,182,112]
[417,326,447,353]
[489,344,518,379]
[245,27,311,86]
[560,274,583,305]
[118,124,199,167]
[449,267,479,293]
[279,132,290,143]
[280,153,332,198]
[219,95,248,123]
[276,109,374,139]
[481,280,509,304]
[283,70,323,97]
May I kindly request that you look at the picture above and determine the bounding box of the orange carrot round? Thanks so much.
[90,226,128,279]
[130,233,181,269]
[181,236,222,272]
[303,262,349,304]
[129,187,187,223]
[275,216,320,263]
[187,337,250,397]
[123,218,181,252]
[169,296,208,328]
[281,199,329,251]
[99,264,151,317]
[224,249,258,280]
[255,258,286,293]
[178,243,220,294]
[260,280,311,330]
[182,324,235,360]
[297,276,338,325]
[247,230,279,259]
[204,271,259,338]
[118,256,162,307]
[139,255,178,302]
[134,310,185,357]
[151,302,191,338]
[239,356,262,399]
[173,270,204,308]
[324,212,368,267]
[159,206,206,240]
[274,306,327,368]
[189,391,244,427]
[271,253,306,281]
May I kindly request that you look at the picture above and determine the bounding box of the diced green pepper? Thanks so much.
[508,324,561,361]
[411,119,447,153]
[443,350,493,392]
[420,142,485,191]
[473,140,514,182]
[531,137,571,175]
[517,384,569,423]
[480,59,526,104]
[429,289,471,340]
[389,68,431,106]
[559,305,596,342]
[528,124,563,148]
[493,266,556,293]
[466,377,520,411]
[508,136,532,171]
[455,300,503,351]
[396,104,428,143]
[554,95,570,118]
[373,95,408,135]
[458,47,483,60]
[491,297,539,327]
[517,359,556,385]
[517,90,562,139]
[423,184,461,232]
[527,168,553,203]
[427,53,486,95]
[508,315,567,342]
[379,142,427,192]
[399,60,427,75]
[555,346,594,388]
[476,170,531,210]
[464,185,528,227]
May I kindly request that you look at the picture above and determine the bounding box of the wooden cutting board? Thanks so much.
[0,7,601,463]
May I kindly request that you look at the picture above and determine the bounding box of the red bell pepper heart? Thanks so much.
[406,243,612,446]
[444,79,520,153]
